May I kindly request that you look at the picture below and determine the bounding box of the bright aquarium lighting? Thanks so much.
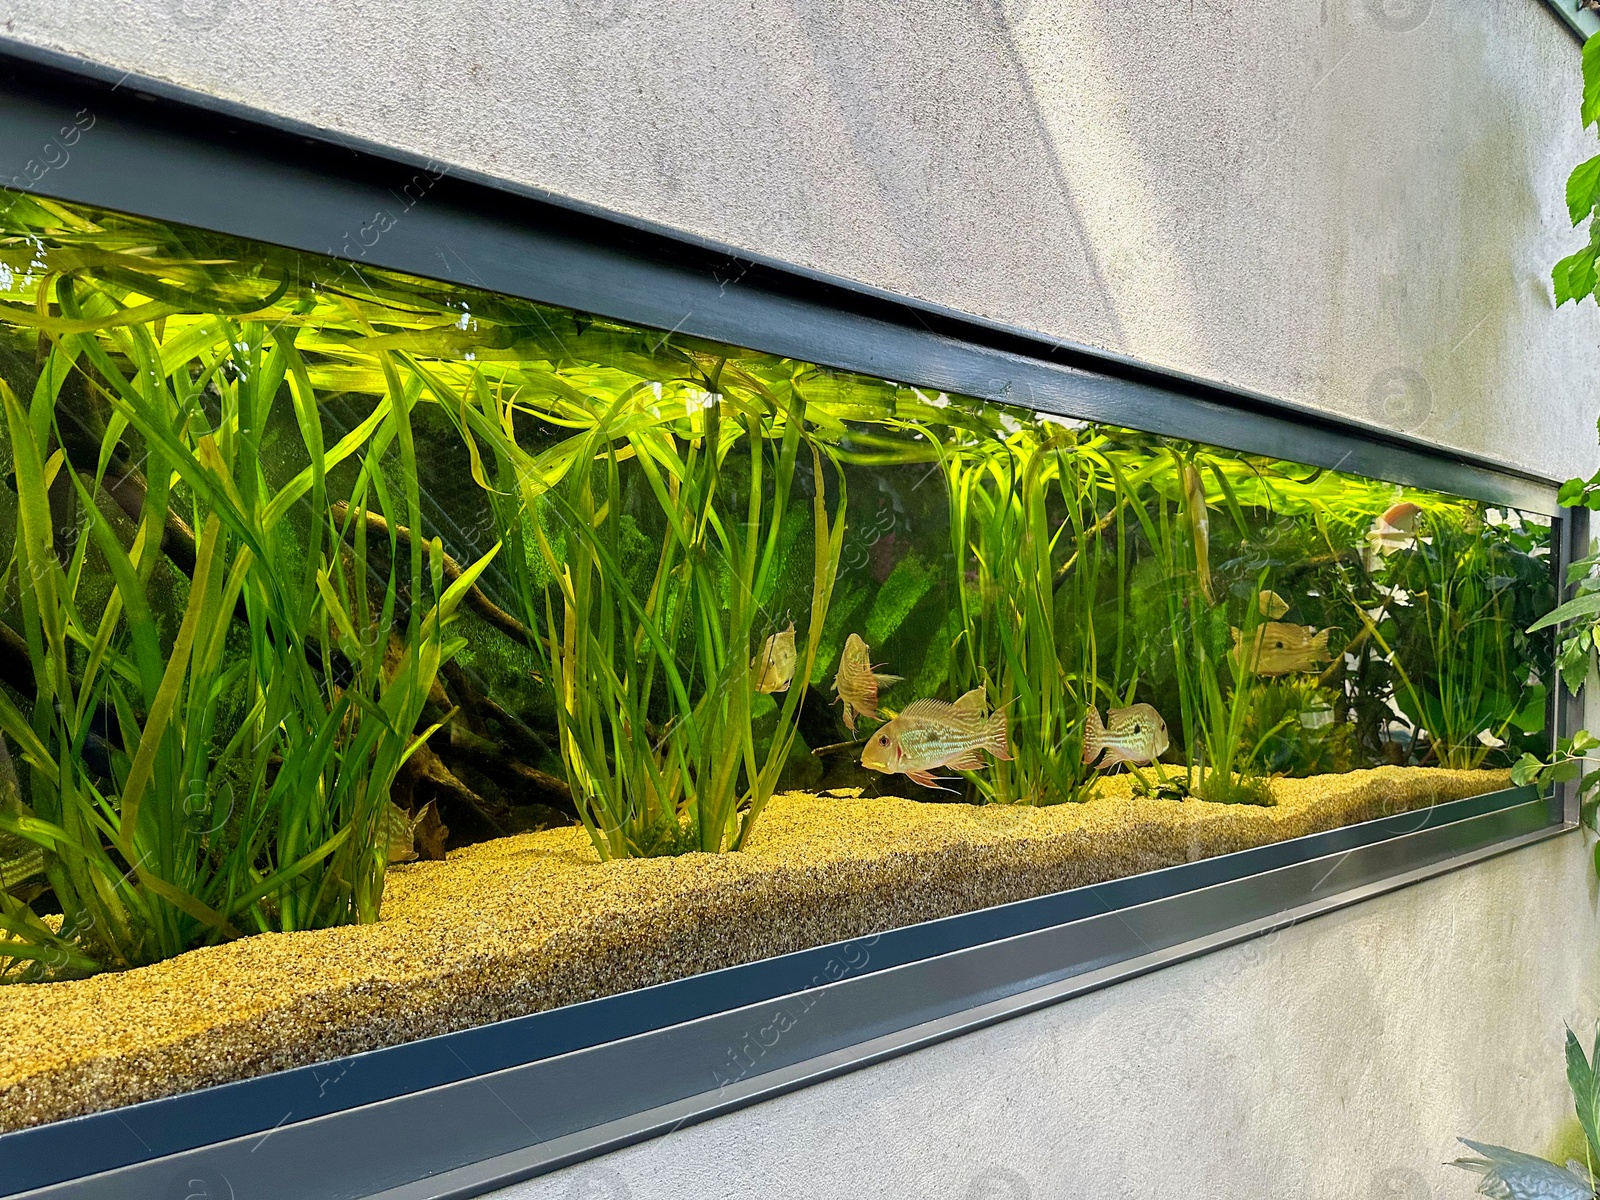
[0,190,1557,1128]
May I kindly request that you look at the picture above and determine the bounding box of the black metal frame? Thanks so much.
[0,38,1578,1200]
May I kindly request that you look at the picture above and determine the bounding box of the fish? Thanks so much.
[0,736,42,896]
[1181,460,1215,604]
[1231,622,1333,676]
[860,686,1011,789]
[1081,703,1169,769]
[752,622,797,694]
[383,801,431,865]
[833,633,902,733]
[0,831,44,895]
[1258,590,1290,619]
[1364,500,1422,570]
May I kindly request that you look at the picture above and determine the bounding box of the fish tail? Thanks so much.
[1312,628,1331,658]
[986,713,1012,762]
[1081,707,1104,766]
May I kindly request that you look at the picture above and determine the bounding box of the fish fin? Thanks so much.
[1081,707,1104,766]
[907,768,960,792]
[1311,628,1331,657]
[986,713,1012,762]
[872,671,903,688]
[842,704,856,734]
[899,698,953,720]
[944,748,987,771]
[952,687,987,714]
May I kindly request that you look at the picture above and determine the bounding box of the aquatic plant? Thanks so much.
[938,418,1105,805]
[459,356,845,858]
[1115,448,1278,804]
[0,198,497,977]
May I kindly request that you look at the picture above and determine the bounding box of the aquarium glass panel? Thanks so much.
[0,189,1558,1126]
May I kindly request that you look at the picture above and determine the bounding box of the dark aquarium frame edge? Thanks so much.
[0,36,1582,1200]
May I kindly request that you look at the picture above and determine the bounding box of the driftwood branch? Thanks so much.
[329,501,534,648]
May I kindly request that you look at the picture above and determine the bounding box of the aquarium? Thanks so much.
[0,188,1560,1136]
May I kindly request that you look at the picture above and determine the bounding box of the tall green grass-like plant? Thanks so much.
[1116,449,1278,803]
[449,358,844,858]
[940,421,1116,805]
[0,293,495,977]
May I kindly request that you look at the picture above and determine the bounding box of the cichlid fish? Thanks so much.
[0,736,42,896]
[1181,460,1215,604]
[833,633,902,733]
[1258,590,1290,619]
[1082,703,1169,769]
[752,622,797,694]
[1232,622,1333,676]
[383,801,431,865]
[860,686,1011,790]
[1364,500,1422,571]
[0,832,44,894]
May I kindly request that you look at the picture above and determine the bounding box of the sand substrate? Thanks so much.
[0,766,1508,1131]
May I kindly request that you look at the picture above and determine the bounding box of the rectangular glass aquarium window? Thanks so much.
[0,188,1559,1131]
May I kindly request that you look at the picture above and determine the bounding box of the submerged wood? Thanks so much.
[329,501,534,648]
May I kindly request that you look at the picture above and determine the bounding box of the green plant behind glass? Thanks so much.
[1115,448,1276,804]
[460,358,844,858]
[0,277,495,978]
[938,420,1113,805]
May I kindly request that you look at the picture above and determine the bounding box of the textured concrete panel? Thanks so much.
[501,834,1600,1200]
[0,0,1597,477]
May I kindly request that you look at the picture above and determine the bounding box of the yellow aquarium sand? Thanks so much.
[0,766,1507,1131]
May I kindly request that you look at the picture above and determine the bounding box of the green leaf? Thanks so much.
[1569,1027,1600,1166]
[1511,685,1549,735]
[1555,246,1599,306]
[1560,478,1591,508]
[1573,729,1600,755]
[1584,32,1600,127]
[1569,155,1600,224]
[1551,760,1584,784]
[1529,591,1600,633]
[1512,752,1545,787]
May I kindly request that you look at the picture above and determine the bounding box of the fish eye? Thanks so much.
[879,735,889,745]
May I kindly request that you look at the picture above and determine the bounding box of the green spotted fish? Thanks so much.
[1081,703,1169,769]
[860,686,1011,790]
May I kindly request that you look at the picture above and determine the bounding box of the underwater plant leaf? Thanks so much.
[116,513,221,859]
[1511,686,1550,735]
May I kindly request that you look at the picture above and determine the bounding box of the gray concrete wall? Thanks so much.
[5,1,1600,1196]
[2,0,1598,477]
